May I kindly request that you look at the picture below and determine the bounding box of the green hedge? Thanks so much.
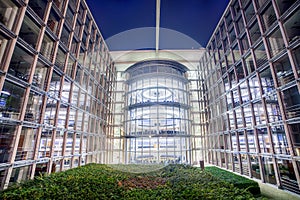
[205,166,261,196]
[0,164,256,200]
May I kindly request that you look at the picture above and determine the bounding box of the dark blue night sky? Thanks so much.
[86,0,229,49]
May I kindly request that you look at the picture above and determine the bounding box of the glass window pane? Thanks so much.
[44,98,57,126]
[49,71,61,99]
[0,125,17,163]
[15,127,37,161]
[34,59,49,90]
[1,81,25,120]
[245,53,255,74]
[271,125,289,154]
[28,0,47,20]
[276,0,297,16]
[8,45,34,83]
[9,166,31,186]
[282,86,300,119]
[60,26,71,47]
[283,9,300,43]
[65,6,74,26]
[40,33,55,61]
[244,2,255,24]
[254,43,268,68]
[55,47,67,71]
[292,46,300,76]
[0,34,12,69]
[274,55,294,87]
[249,21,261,45]
[0,0,19,31]
[25,90,43,123]
[47,7,61,36]
[267,28,285,57]
[19,14,40,48]
[260,67,275,95]
[261,4,277,32]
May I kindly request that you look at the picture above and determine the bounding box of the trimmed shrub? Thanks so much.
[205,166,261,196]
[0,164,256,200]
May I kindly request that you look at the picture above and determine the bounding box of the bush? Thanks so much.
[205,166,261,196]
[0,164,256,200]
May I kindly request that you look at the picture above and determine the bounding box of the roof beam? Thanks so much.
[156,0,161,52]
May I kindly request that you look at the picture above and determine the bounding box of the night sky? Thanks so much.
[85,0,229,50]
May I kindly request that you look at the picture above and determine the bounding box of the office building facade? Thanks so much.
[200,0,300,194]
[0,0,300,196]
[0,0,115,189]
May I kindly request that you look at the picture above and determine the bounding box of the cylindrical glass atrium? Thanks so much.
[124,60,191,164]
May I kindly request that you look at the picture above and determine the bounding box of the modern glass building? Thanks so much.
[123,60,191,164]
[200,0,300,194]
[0,0,115,189]
[0,0,300,196]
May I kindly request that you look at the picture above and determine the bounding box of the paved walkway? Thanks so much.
[257,181,300,200]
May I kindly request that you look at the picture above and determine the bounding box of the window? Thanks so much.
[292,46,300,76]
[228,28,236,44]
[19,14,41,48]
[55,46,67,71]
[40,33,55,61]
[47,8,61,36]
[274,55,294,87]
[65,6,75,27]
[66,56,75,77]
[25,91,43,123]
[275,0,297,16]
[261,4,277,32]
[271,126,288,154]
[8,45,34,83]
[249,75,261,101]
[283,8,300,43]
[240,34,249,54]
[244,2,255,24]
[28,0,47,20]
[267,28,285,57]
[34,59,49,90]
[0,125,17,163]
[15,127,37,161]
[44,98,57,126]
[235,62,245,81]
[53,0,65,12]
[236,17,244,35]
[61,78,70,103]
[245,53,255,74]
[256,0,268,7]
[254,42,268,68]
[0,34,11,70]
[0,0,19,31]
[260,67,275,95]
[249,21,261,45]
[49,71,61,99]
[232,44,241,62]
[1,81,26,120]
[60,26,71,47]
[282,86,300,119]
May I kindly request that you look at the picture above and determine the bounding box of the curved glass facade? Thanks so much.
[124,60,191,164]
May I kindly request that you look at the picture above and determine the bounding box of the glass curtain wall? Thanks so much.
[124,60,191,164]
[200,0,300,195]
[0,0,115,190]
